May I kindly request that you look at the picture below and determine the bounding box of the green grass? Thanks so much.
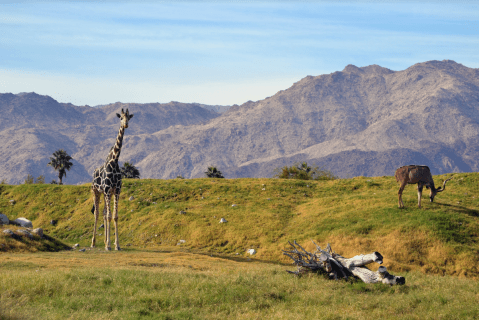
[1,174,479,319]
[0,253,478,320]
[1,174,479,276]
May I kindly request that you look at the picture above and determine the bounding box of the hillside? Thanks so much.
[1,173,478,277]
[1,60,479,183]
[0,93,220,184]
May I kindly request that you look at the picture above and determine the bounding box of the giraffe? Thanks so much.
[91,108,134,251]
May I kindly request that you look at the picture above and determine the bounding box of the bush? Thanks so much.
[273,162,337,180]
[121,162,140,179]
[35,175,45,184]
[24,174,35,184]
[205,166,224,178]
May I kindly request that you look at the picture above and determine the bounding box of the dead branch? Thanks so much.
[283,241,405,285]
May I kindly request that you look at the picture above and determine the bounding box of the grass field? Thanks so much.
[1,174,479,319]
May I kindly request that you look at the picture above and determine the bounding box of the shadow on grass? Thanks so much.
[142,247,288,266]
[6,233,72,252]
[435,202,479,217]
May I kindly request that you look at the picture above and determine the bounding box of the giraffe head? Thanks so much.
[116,108,134,128]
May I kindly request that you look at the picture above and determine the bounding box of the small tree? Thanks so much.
[35,175,45,184]
[121,162,140,179]
[47,149,73,185]
[24,174,34,184]
[205,166,224,178]
[273,162,337,181]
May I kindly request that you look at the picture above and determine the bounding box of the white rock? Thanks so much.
[3,229,14,236]
[73,243,79,248]
[17,229,33,239]
[231,204,237,207]
[129,196,134,201]
[14,217,33,228]
[247,249,256,255]
[32,228,43,237]
[0,213,9,225]
[179,211,186,214]
[9,199,15,205]
[219,218,227,223]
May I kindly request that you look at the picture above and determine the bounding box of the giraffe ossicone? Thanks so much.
[91,108,134,251]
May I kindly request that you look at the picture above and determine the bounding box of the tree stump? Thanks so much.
[283,240,405,285]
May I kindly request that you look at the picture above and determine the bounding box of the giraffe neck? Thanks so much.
[106,125,125,163]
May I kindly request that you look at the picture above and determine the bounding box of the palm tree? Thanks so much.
[47,149,73,185]
[121,162,140,179]
[204,166,224,178]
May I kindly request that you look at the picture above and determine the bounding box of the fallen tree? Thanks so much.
[283,240,405,285]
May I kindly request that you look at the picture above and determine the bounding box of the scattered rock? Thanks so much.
[79,248,86,252]
[2,229,14,236]
[99,224,104,229]
[247,249,256,255]
[9,200,15,205]
[231,204,237,207]
[179,211,186,215]
[129,196,135,201]
[219,218,227,223]
[73,243,79,248]
[262,188,266,191]
[13,218,33,228]
[131,209,134,212]
[17,229,33,239]
[0,213,9,225]
[50,220,57,226]
[32,228,43,237]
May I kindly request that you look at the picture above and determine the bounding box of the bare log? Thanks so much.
[283,241,405,285]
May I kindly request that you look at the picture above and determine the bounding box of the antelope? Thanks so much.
[395,165,452,208]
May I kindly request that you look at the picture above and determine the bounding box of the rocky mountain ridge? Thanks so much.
[1,59,478,184]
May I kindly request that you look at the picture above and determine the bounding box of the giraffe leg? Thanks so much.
[104,193,112,251]
[103,206,107,245]
[91,190,100,248]
[113,193,120,251]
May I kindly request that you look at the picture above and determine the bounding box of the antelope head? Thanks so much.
[429,177,453,202]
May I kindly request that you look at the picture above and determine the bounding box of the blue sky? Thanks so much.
[0,1,478,106]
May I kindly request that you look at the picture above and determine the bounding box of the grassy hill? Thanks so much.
[1,173,478,277]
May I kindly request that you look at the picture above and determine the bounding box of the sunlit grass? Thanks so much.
[1,174,478,276]
[1,251,478,319]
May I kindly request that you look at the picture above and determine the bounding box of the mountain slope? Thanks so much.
[1,59,479,184]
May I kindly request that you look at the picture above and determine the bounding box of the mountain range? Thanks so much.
[1,59,478,185]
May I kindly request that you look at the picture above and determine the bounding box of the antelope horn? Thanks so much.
[436,176,453,193]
